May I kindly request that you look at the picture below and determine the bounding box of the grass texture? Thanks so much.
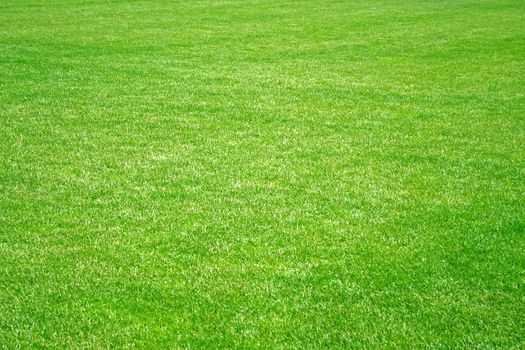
[1,0,524,348]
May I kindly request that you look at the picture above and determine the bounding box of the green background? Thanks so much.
[1,0,524,348]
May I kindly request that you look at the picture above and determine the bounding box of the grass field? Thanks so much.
[1,0,525,348]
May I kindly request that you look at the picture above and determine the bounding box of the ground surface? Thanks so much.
[1,0,524,348]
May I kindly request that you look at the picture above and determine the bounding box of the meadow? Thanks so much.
[1,0,524,348]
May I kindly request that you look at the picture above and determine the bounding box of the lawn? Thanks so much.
[1,0,524,348]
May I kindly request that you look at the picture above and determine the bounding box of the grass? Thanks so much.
[1,0,524,348]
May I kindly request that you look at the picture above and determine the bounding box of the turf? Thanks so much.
[1,0,524,348]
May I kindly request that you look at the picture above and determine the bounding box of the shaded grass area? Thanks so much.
[1,0,524,348]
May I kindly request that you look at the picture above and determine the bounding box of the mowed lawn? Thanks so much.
[1,0,524,348]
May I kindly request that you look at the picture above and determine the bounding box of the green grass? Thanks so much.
[1,0,524,348]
